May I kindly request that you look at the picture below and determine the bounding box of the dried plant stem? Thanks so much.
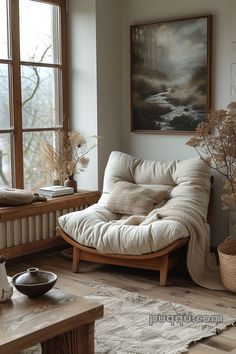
[40,131,98,184]
[186,102,236,209]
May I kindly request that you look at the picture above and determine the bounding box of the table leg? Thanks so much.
[41,322,94,354]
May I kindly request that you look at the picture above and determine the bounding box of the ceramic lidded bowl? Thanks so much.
[12,267,57,297]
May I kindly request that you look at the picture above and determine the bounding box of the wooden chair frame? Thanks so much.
[58,227,189,286]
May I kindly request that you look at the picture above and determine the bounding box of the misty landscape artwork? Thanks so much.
[131,16,212,133]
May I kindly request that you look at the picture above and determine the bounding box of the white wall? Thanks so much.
[69,0,235,245]
[120,0,234,245]
[96,0,122,189]
[69,0,122,191]
[121,0,232,156]
[68,0,98,190]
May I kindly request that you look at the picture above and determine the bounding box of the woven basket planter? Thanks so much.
[218,237,236,293]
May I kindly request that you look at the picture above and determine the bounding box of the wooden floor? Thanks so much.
[6,248,236,354]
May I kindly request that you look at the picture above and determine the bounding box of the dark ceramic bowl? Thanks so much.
[12,267,57,298]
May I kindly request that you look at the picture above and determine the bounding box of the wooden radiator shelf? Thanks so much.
[0,190,100,259]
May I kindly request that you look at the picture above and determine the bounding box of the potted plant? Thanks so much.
[186,102,236,292]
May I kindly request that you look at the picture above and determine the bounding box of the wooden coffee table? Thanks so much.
[0,287,103,354]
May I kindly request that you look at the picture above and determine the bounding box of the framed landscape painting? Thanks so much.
[130,15,212,133]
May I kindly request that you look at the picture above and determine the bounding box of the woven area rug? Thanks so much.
[85,283,236,354]
[20,283,236,354]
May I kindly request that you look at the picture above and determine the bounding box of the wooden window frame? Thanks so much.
[0,0,68,188]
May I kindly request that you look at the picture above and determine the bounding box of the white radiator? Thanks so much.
[0,205,87,249]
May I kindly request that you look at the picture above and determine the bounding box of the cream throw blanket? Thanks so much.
[120,202,224,290]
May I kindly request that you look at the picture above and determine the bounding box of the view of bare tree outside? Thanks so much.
[20,0,61,189]
[0,0,8,60]
[0,0,67,189]
[0,134,12,186]
[0,0,12,187]
[23,131,57,188]
[21,66,60,129]
[21,64,61,188]
[20,0,60,64]
[0,64,10,128]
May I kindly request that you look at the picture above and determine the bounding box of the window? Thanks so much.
[0,0,68,189]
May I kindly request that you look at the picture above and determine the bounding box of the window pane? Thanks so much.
[21,66,60,128]
[0,0,9,59]
[23,131,59,189]
[0,134,12,186]
[0,63,11,129]
[20,0,60,64]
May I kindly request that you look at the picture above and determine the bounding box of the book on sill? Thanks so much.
[37,186,74,197]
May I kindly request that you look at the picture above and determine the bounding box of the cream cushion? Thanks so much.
[107,181,169,215]
[58,151,211,255]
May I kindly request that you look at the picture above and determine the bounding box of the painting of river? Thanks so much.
[131,16,212,133]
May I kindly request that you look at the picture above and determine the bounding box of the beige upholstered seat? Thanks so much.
[58,151,215,287]
[58,151,210,255]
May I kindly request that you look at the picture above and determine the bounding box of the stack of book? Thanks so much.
[37,186,74,198]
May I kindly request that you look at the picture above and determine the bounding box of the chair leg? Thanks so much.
[72,247,80,273]
[160,254,169,286]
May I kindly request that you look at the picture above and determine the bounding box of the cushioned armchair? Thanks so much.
[58,151,211,286]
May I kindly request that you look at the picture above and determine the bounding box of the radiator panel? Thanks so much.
[0,205,86,249]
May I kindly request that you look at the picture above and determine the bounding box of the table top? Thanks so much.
[0,287,103,354]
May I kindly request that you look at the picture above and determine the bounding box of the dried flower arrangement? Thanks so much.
[186,102,236,210]
[41,131,98,185]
